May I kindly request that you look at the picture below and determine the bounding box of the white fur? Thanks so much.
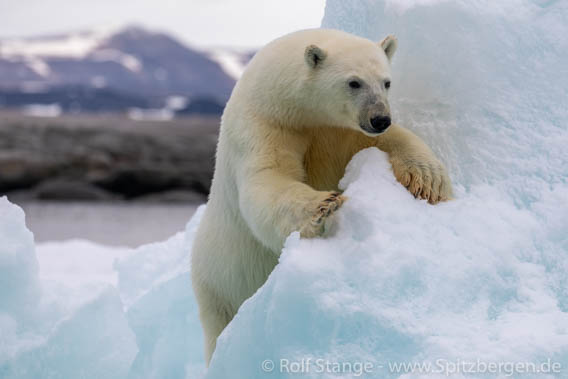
[191,29,453,364]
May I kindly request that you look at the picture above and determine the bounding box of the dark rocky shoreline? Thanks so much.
[0,111,219,202]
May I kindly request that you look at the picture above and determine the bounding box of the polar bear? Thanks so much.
[191,28,452,364]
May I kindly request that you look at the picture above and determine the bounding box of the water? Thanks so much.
[18,201,200,247]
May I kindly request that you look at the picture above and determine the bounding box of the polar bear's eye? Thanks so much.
[349,80,361,89]
[385,81,391,89]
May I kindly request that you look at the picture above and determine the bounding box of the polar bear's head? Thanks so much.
[235,29,398,135]
[301,33,397,136]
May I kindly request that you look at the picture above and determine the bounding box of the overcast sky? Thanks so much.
[0,0,327,48]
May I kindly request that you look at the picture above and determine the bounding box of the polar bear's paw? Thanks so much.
[390,156,453,204]
[300,192,346,238]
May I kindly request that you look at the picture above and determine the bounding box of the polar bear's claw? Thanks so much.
[391,157,453,205]
[301,192,346,237]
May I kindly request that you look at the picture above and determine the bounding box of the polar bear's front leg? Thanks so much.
[238,170,346,252]
[375,124,453,204]
[236,128,346,253]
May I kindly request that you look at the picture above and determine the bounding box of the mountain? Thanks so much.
[0,26,255,115]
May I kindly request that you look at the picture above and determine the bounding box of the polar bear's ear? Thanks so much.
[379,35,397,62]
[305,45,327,68]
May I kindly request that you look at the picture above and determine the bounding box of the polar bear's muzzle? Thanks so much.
[370,116,391,133]
[360,115,391,135]
[358,97,392,135]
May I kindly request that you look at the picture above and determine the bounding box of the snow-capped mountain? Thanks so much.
[204,47,255,80]
[0,26,255,114]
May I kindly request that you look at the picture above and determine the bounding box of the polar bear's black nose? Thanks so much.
[370,116,391,133]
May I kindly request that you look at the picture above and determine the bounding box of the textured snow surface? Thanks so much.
[207,149,568,378]
[326,0,568,196]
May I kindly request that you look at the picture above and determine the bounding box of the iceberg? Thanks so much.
[114,205,206,379]
[206,149,568,378]
[0,196,138,378]
[321,0,568,195]
[0,197,206,378]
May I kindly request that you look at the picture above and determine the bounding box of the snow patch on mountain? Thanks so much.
[24,58,51,77]
[205,47,254,79]
[22,104,62,117]
[89,49,143,72]
[0,27,120,59]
